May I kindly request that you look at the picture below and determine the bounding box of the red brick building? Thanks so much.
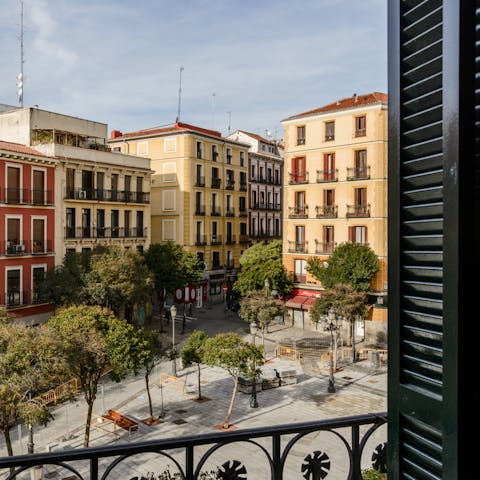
[0,141,56,324]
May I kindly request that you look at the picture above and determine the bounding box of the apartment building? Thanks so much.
[108,122,249,303]
[0,106,151,264]
[226,130,283,243]
[0,140,56,325]
[281,92,388,338]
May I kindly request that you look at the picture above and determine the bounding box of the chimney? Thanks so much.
[353,93,358,102]
[110,130,123,139]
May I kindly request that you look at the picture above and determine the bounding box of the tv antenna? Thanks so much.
[226,111,231,134]
[176,66,184,123]
[17,0,25,106]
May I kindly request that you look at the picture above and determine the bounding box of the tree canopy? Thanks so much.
[307,242,379,292]
[181,330,209,400]
[234,240,293,296]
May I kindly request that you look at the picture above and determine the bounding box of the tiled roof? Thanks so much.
[284,92,388,121]
[112,122,222,140]
[237,130,276,145]
[0,140,50,158]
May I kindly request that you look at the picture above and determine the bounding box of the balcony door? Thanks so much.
[82,170,93,200]
[7,218,21,252]
[32,170,45,204]
[295,225,305,250]
[32,218,45,253]
[6,269,21,306]
[292,157,306,182]
[324,153,335,181]
[7,166,21,203]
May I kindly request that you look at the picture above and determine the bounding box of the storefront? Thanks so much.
[284,288,323,330]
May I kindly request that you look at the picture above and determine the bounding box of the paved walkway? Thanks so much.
[0,302,387,479]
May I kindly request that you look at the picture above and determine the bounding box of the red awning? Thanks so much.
[302,297,318,310]
[285,295,310,309]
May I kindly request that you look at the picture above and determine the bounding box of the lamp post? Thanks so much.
[264,278,270,298]
[249,320,259,408]
[324,306,339,393]
[170,305,177,377]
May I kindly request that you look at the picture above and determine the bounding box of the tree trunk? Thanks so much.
[223,376,239,429]
[197,363,202,400]
[145,371,153,419]
[158,294,165,333]
[333,331,339,372]
[84,400,94,447]
[3,427,13,456]
[351,318,356,363]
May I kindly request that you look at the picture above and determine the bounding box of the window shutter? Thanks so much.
[389,0,479,477]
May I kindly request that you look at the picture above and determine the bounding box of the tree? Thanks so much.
[0,318,63,457]
[234,240,293,297]
[239,293,283,352]
[84,247,153,321]
[47,305,137,447]
[203,333,263,429]
[310,284,368,363]
[307,242,379,292]
[115,329,164,421]
[181,330,209,401]
[144,243,203,331]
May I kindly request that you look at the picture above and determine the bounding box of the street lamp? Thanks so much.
[264,278,270,298]
[324,306,339,393]
[249,320,259,408]
[170,305,177,377]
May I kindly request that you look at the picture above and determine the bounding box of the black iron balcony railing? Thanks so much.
[346,166,370,181]
[288,241,308,253]
[0,188,54,205]
[195,234,207,246]
[1,240,54,256]
[316,169,338,183]
[1,289,49,308]
[239,234,249,243]
[355,128,366,137]
[315,240,336,254]
[289,171,309,184]
[316,205,338,218]
[225,207,235,217]
[239,182,247,191]
[195,205,206,216]
[211,235,222,245]
[195,176,205,187]
[274,203,281,211]
[346,204,371,217]
[226,235,236,244]
[65,188,150,203]
[294,273,306,283]
[211,206,221,216]
[0,413,387,479]
[225,180,235,190]
[325,133,335,141]
[211,177,221,189]
[239,209,248,217]
[65,227,148,239]
[211,262,222,270]
[289,206,308,218]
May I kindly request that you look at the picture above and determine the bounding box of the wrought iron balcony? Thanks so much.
[64,188,150,203]
[211,177,221,189]
[346,204,371,217]
[0,412,387,479]
[226,234,236,245]
[315,240,336,254]
[288,171,309,184]
[1,240,54,256]
[316,205,338,218]
[211,235,222,245]
[195,205,206,216]
[239,183,247,191]
[65,227,147,239]
[211,206,221,216]
[225,180,235,190]
[225,208,235,217]
[239,234,249,243]
[289,206,308,218]
[195,234,207,246]
[355,128,366,137]
[195,176,205,187]
[239,209,248,217]
[0,188,54,205]
[316,169,338,183]
[346,166,370,181]
[288,241,308,253]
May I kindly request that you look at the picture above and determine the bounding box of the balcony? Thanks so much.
[65,227,148,239]
[195,176,205,187]
[288,241,308,253]
[211,235,222,245]
[0,412,386,479]
[211,206,221,216]
[294,273,306,283]
[239,209,248,217]
[316,169,338,183]
[239,182,247,191]
[325,134,335,141]
[65,188,150,203]
[226,235,236,245]
[1,240,54,256]
[288,206,308,218]
[355,128,366,137]
[239,234,249,243]
[211,177,222,189]
[346,166,370,181]
[315,240,336,254]
[195,205,206,216]
[316,205,338,218]
[225,180,235,190]
[195,234,207,246]
[288,172,309,184]
[0,188,54,205]
[346,204,371,218]
[225,207,235,217]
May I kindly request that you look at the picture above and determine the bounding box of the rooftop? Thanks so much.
[0,140,51,158]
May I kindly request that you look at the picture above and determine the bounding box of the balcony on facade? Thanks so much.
[288,206,308,219]
[239,209,248,217]
[225,207,235,217]
[239,234,249,243]
[346,167,370,181]
[195,205,206,216]
[211,206,221,216]
[355,128,367,137]
[346,204,371,218]
[65,188,150,204]
[0,240,54,256]
[316,205,338,218]
[294,273,306,284]
[225,180,235,190]
[211,178,221,189]
[210,235,222,245]
[1,289,48,308]
[239,182,247,191]
[226,235,236,245]
[288,241,308,253]
[0,188,54,206]
[65,227,147,239]
[195,234,207,246]
[225,259,235,269]
[316,169,338,183]
[315,240,336,254]
[288,172,309,185]
[195,176,205,187]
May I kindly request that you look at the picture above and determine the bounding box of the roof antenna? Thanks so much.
[211,93,216,130]
[17,0,25,107]
[175,66,184,123]
[226,111,231,134]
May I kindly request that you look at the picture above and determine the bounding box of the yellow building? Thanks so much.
[281,92,388,335]
[108,122,249,302]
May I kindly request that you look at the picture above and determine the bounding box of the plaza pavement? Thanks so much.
[0,301,387,479]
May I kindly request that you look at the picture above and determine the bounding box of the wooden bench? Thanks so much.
[102,409,138,433]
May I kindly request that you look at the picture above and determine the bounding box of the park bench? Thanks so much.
[102,409,138,433]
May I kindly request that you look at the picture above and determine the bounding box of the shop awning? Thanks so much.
[285,295,310,309]
[302,297,318,310]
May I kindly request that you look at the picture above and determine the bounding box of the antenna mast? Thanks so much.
[176,66,184,123]
[17,0,24,107]
[226,111,231,134]
[211,93,216,129]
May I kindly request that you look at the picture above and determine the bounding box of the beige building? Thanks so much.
[0,106,151,263]
[281,92,388,336]
[108,122,249,302]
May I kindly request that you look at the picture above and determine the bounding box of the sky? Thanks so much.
[0,0,387,140]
